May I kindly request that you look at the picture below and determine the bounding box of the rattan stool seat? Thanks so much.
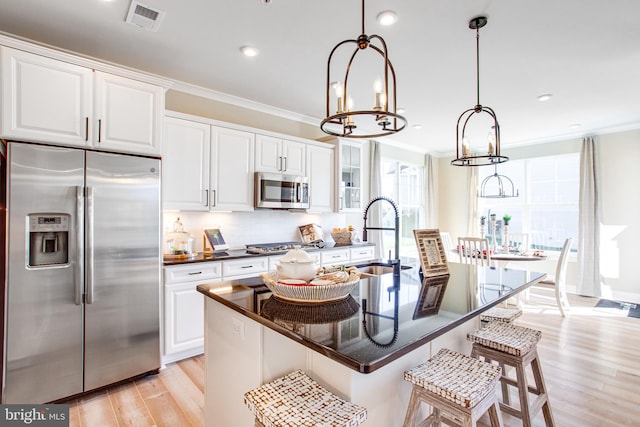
[480,306,523,323]
[467,321,541,357]
[404,348,501,408]
[244,370,367,427]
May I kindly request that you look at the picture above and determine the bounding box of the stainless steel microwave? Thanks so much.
[254,172,309,209]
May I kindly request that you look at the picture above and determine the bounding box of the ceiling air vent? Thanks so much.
[125,1,165,32]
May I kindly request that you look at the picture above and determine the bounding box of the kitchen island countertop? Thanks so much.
[196,260,545,373]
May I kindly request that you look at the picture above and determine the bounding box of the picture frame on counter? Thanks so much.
[203,228,229,253]
[413,229,449,278]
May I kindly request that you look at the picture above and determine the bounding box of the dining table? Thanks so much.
[490,252,547,267]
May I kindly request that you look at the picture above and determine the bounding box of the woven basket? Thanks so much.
[260,295,359,323]
[261,271,360,303]
[331,231,353,245]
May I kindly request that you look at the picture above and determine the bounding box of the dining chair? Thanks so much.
[533,237,573,316]
[439,231,455,261]
[457,237,493,267]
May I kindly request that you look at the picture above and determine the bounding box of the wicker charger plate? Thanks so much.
[261,271,360,303]
[260,295,360,324]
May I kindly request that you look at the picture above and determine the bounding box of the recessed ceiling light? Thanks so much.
[570,123,582,129]
[377,10,398,26]
[240,46,259,57]
[396,107,406,114]
[412,124,422,130]
[537,93,553,102]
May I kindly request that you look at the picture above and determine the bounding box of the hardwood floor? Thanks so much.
[63,290,640,426]
[64,356,205,427]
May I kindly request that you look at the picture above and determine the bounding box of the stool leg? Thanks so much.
[531,355,556,427]
[488,401,504,427]
[403,386,421,427]
[514,360,533,427]
[499,362,511,406]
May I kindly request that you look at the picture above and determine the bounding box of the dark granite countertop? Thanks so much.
[163,242,375,266]
[196,260,545,373]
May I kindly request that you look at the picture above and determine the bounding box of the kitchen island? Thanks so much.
[197,261,545,426]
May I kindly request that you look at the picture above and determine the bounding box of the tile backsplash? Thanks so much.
[163,210,348,252]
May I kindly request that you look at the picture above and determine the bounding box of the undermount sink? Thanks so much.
[357,262,412,276]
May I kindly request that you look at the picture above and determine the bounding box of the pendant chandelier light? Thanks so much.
[320,0,407,138]
[478,165,519,198]
[451,16,508,167]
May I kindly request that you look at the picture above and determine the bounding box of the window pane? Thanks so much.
[478,153,579,252]
[380,159,424,257]
[529,206,579,251]
[530,181,555,204]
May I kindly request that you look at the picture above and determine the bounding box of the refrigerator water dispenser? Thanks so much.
[28,213,70,267]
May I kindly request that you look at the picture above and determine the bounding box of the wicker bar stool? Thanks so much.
[480,306,523,324]
[467,322,555,427]
[243,370,367,427]
[403,348,504,427]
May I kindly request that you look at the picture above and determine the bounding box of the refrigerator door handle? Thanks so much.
[86,186,95,304]
[75,186,84,305]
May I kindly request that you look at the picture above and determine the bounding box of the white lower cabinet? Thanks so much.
[320,248,350,266]
[350,246,376,263]
[222,257,269,280]
[163,262,222,364]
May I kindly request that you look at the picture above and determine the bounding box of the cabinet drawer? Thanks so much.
[350,246,376,262]
[321,249,350,266]
[164,262,222,284]
[223,257,269,278]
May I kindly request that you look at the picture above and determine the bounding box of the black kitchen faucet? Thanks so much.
[362,196,401,288]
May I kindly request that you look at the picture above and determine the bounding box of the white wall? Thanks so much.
[436,129,640,300]
[163,210,347,252]
[598,129,640,300]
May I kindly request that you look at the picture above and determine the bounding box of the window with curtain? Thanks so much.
[477,153,579,252]
[381,160,424,257]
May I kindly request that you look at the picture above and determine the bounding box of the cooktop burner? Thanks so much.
[245,241,324,254]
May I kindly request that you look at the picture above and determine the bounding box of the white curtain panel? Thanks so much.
[577,136,603,296]
[424,154,436,227]
[368,140,384,258]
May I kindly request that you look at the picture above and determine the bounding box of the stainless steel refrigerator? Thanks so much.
[2,141,161,403]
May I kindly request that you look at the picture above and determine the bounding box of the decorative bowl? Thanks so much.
[261,271,360,303]
[276,261,317,282]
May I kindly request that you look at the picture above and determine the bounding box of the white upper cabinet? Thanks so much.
[163,115,255,212]
[0,46,164,156]
[255,134,306,176]
[306,144,335,213]
[162,117,211,211]
[210,126,255,211]
[1,46,92,147]
[337,139,363,212]
[93,71,163,156]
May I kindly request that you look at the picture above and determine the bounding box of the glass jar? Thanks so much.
[165,217,195,257]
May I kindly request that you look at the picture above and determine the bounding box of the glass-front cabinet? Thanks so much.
[338,140,362,212]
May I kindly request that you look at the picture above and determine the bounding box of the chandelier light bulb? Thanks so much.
[334,82,344,113]
[374,77,383,109]
[462,137,470,157]
[487,132,495,155]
